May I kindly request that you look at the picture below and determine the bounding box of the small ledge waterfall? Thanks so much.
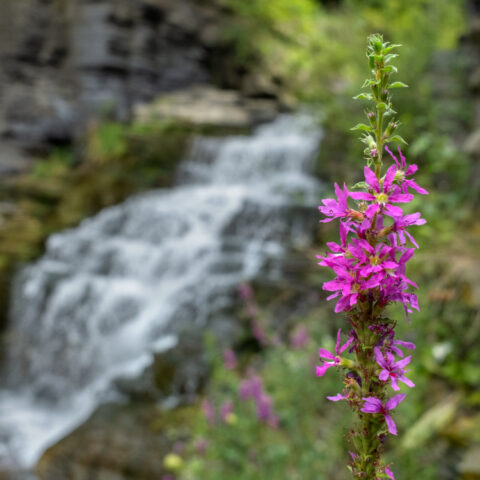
[0,114,322,469]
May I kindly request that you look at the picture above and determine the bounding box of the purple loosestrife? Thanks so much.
[315,35,427,479]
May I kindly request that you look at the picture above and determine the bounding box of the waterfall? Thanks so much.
[0,114,322,469]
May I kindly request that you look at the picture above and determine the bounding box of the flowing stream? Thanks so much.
[0,114,322,470]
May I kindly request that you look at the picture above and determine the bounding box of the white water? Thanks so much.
[0,114,322,469]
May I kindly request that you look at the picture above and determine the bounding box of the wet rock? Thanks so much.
[134,86,279,129]
[36,402,186,480]
[0,0,265,152]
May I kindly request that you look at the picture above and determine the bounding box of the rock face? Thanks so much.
[135,85,279,128]
[36,402,186,480]
[0,0,257,153]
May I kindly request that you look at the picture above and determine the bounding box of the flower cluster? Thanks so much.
[317,149,426,320]
[239,372,279,428]
[315,34,427,479]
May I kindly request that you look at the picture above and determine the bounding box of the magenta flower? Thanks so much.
[385,467,395,480]
[316,329,353,377]
[195,438,208,455]
[290,324,310,349]
[391,339,416,357]
[256,393,273,421]
[238,283,253,301]
[239,374,263,400]
[318,183,354,223]
[350,165,413,217]
[220,401,234,422]
[390,212,426,248]
[385,145,428,195]
[223,349,237,370]
[361,394,406,435]
[374,347,415,391]
[202,399,215,426]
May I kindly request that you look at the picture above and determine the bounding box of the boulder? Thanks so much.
[134,86,279,129]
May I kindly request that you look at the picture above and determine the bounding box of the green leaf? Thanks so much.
[383,44,402,54]
[389,81,409,88]
[387,135,408,145]
[351,181,368,190]
[384,53,399,63]
[353,93,374,101]
[350,123,373,132]
[362,79,378,88]
[377,102,387,111]
[381,65,398,74]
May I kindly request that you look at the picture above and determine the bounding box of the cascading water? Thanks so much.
[0,114,322,470]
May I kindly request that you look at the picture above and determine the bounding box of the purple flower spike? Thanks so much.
[315,39,423,476]
[256,393,273,421]
[202,399,216,426]
[361,394,406,435]
[223,349,237,370]
[374,347,415,391]
[220,401,234,422]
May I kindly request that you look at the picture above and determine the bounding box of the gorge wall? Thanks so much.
[0,0,275,159]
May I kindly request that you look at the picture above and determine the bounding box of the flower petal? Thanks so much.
[318,349,336,360]
[385,393,406,411]
[316,363,333,377]
[326,393,346,402]
[349,191,376,201]
[385,414,397,435]
[364,166,380,192]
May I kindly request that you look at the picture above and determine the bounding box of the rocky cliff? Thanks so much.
[0,0,272,156]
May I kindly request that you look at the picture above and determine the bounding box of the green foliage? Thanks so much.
[223,0,465,102]
[174,301,464,480]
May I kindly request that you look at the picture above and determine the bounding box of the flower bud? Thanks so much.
[384,121,398,137]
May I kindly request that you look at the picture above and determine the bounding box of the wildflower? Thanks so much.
[391,339,416,358]
[239,374,263,400]
[361,394,406,435]
[385,467,395,479]
[385,145,428,195]
[318,183,352,222]
[389,213,426,248]
[223,349,237,370]
[374,347,415,391]
[195,438,208,455]
[350,165,413,217]
[316,329,354,377]
[238,283,253,301]
[201,399,215,425]
[220,401,234,423]
[290,324,310,349]
[316,35,423,477]
[256,393,273,421]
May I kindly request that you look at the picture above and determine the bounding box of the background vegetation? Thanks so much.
[156,0,479,479]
